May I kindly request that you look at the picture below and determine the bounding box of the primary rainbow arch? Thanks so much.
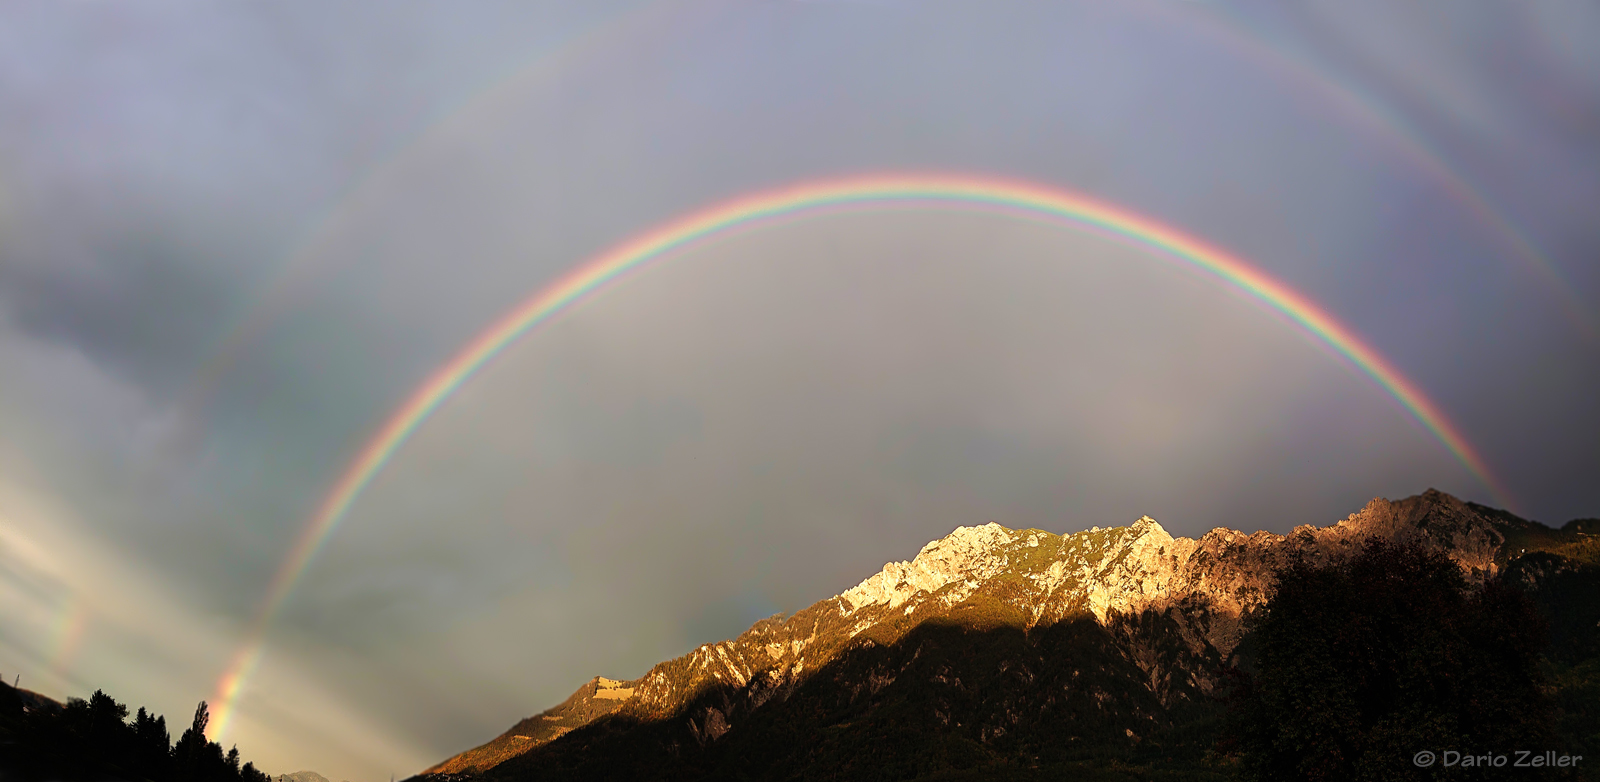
[181,0,1592,441]
[207,172,1512,738]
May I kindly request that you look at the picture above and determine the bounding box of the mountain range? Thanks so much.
[413,490,1597,780]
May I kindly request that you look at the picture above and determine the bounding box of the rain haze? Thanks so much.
[0,1,1596,779]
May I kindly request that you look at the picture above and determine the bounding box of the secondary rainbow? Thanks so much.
[207,172,1513,739]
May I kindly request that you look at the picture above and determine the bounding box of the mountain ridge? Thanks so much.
[420,489,1529,778]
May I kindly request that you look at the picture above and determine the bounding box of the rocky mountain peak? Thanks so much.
[841,522,1020,613]
[1127,515,1170,540]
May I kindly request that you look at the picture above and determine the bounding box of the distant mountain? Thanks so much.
[275,771,349,782]
[415,490,1599,781]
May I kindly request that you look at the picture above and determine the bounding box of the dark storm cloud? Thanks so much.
[0,0,652,591]
[0,0,647,392]
[0,209,260,392]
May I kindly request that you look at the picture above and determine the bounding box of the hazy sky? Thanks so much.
[1,1,1596,779]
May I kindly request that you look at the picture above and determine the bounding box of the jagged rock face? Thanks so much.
[422,489,1508,778]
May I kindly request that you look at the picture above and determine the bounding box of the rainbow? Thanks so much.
[207,172,1512,739]
[1190,6,1597,341]
[179,0,1593,446]
[47,596,89,683]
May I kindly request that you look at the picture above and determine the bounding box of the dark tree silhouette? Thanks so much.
[173,699,212,781]
[1240,539,1561,781]
[0,685,270,782]
[133,705,175,778]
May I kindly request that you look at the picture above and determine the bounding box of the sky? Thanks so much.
[0,0,1596,778]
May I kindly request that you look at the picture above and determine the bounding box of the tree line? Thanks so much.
[1233,538,1590,781]
[0,682,270,782]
